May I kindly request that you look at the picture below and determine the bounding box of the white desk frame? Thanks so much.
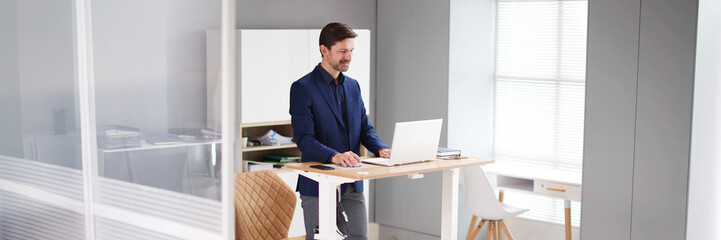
[297,168,460,240]
[483,163,582,240]
[298,171,355,240]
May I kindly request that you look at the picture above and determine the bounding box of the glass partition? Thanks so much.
[1,0,231,239]
[90,0,225,238]
[0,0,85,238]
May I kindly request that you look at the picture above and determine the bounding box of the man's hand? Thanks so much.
[379,148,391,158]
[332,151,361,167]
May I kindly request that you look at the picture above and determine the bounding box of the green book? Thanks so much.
[263,154,301,163]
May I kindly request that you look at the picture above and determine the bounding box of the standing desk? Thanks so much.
[483,163,582,240]
[286,157,494,240]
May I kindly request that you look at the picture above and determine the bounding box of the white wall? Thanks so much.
[686,0,721,238]
[0,0,23,158]
[448,0,496,239]
[164,1,222,129]
[16,0,76,134]
[92,0,220,136]
[92,0,169,136]
[448,0,494,162]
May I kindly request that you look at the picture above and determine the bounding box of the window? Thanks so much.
[494,0,588,226]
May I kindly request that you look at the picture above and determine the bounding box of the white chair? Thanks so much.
[462,166,528,240]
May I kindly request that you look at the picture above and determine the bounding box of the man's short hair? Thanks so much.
[319,22,358,53]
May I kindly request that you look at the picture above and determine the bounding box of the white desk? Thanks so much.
[98,140,221,198]
[483,163,582,240]
[287,158,493,240]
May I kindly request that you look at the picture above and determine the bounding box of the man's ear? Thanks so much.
[320,45,328,58]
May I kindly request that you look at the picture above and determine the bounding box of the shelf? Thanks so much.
[241,143,297,152]
[240,120,292,128]
[239,120,300,172]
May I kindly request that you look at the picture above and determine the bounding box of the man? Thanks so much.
[289,22,391,240]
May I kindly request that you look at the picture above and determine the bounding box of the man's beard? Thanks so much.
[331,60,350,72]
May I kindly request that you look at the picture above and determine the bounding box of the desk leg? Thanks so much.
[209,143,217,182]
[441,168,459,240]
[317,181,341,240]
[297,171,353,240]
[565,200,571,240]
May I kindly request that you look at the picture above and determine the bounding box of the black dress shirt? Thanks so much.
[318,64,348,128]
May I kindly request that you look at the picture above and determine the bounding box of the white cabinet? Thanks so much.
[206,29,371,127]
[239,30,311,124]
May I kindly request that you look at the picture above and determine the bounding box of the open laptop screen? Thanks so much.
[363,119,442,166]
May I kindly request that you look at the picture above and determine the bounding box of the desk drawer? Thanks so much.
[533,180,581,201]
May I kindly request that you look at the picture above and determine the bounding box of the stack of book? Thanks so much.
[97,125,142,149]
[263,154,301,164]
[245,161,274,172]
[167,128,221,142]
[437,147,461,159]
[244,154,301,171]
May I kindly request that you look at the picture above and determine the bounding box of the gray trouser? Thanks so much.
[300,184,368,240]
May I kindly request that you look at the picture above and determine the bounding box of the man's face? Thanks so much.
[322,38,354,72]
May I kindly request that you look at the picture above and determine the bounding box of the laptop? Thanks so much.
[362,119,443,166]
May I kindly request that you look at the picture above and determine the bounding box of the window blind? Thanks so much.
[494,0,587,227]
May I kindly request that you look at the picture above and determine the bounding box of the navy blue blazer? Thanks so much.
[289,64,388,197]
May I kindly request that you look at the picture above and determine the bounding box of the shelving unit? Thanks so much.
[239,120,301,172]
